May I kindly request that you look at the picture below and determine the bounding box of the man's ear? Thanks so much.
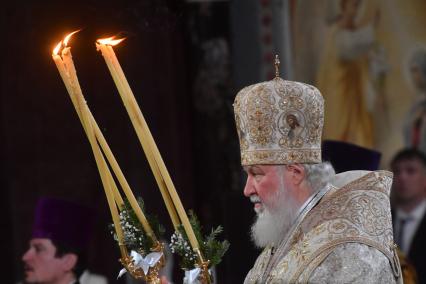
[286,164,306,185]
[60,253,78,272]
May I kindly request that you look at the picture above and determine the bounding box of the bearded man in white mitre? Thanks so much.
[233,62,403,283]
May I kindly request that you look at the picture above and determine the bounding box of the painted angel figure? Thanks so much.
[317,0,384,148]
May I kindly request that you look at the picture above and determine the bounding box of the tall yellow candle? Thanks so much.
[75,86,125,245]
[97,40,180,229]
[53,35,156,240]
[55,49,127,210]
[52,43,74,98]
[54,43,125,244]
[59,49,154,238]
[96,39,200,252]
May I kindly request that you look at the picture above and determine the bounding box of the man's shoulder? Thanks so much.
[303,170,393,234]
[328,170,393,194]
[288,170,400,282]
[309,243,398,283]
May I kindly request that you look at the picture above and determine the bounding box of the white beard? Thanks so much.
[250,189,300,248]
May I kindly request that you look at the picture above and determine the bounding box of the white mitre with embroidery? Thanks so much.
[233,65,324,165]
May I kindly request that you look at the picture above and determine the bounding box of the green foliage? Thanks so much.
[110,197,165,256]
[170,210,230,270]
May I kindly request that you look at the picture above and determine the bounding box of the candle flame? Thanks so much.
[63,30,81,47]
[52,30,81,55]
[97,36,126,46]
[53,41,63,55]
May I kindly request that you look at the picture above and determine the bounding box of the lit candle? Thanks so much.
[96,39,180,229]
[96,38,201,252]
[52,32,155,243]
[62,43,157,237]
[52,35,125,244]
[52,42,74,98]
[61,40,157,240]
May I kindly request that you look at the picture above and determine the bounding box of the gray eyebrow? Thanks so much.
[244,165,262,173]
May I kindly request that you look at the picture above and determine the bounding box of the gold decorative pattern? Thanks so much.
[246,85,277,146]
[282,171,398,283]
[245,246,273,283]
[233,77,324,165]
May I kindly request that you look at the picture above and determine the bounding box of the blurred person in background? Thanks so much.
[391,148,426,284]
[21,197,107,284]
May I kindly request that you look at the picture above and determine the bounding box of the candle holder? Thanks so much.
[111,197,166,282]
[119,241,165,284]
[194,247,212,284]
[197,259,212,284]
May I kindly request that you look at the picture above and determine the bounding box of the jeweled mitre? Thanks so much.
[233,77,324,165]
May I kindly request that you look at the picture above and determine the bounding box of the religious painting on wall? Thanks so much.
[291,0,426,165]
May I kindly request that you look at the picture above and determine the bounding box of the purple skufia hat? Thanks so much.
[322,140,381,173]
[32,197,94,249]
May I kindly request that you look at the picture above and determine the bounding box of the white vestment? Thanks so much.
[245,171,403,284]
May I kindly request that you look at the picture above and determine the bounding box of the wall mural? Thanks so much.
[292,0,426,166]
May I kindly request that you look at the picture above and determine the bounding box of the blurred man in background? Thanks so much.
[21,197,107,284]
[391,149,426,284]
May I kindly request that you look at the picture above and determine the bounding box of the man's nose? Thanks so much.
[244,176,255,197]
[22,248,33,262]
